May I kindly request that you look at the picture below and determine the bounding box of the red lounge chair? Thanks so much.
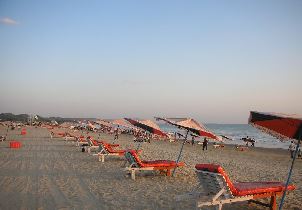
[124,150,185,180]
[177,164,295,210]
[74,135,89,146]
[96,140,119,147]
[50,131,67,139]
[87,139,119,153]
[93,141,126,162]
[63,132,80,142]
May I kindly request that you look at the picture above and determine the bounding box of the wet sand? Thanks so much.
[0,126,301,210]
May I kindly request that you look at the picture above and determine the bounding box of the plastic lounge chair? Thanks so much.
[75,136,88,146]
[124,150,185,180]
[50,131,66,139]
[93,141,126,162]
[177,164,295,210]
[84,137,97,153]
[63,132,78,142]
[87,139,118,153]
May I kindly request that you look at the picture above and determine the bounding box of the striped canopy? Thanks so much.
[125,118,168,137]
[248,111,302,141]
[155,117,220,141]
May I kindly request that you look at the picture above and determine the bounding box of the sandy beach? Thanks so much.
[0,126,301,210]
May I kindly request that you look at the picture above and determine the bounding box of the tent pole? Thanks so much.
[172,130,189,177]
[279,131,302,210]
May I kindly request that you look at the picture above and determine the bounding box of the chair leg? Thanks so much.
[166,169,171,176]
[270,194,277,210]
[98,155,104,162]
[131,170,136,180]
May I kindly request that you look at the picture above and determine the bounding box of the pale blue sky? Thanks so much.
[0,0,301,123]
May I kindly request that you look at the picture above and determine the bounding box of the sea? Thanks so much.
[159,124,291,150]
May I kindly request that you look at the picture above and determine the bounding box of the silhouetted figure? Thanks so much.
[289,141,296,159]
[202,138,208,151]
[191,136,195,146]
[114,127,119,141]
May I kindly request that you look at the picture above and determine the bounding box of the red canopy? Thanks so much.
[248,111,302,141]
[248,111,302,209]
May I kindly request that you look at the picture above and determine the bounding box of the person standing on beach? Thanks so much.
[114,127,119,141]
[191,136,195,146]
[289,141,296,159]
[202,137,208,151]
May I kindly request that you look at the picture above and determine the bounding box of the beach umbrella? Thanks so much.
[95,120,112,128]
[124,118,168,137]
[125,118,168,150]
[248,111,302,210]
[111,119,137,130]
[155,117,220,176]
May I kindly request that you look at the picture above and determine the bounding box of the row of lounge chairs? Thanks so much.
[51,130,295,210]
[66,135,185,180]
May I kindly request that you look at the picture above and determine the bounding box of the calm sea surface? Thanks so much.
[159,124,290,150]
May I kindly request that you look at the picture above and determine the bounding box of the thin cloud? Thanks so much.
[0,17,19,25]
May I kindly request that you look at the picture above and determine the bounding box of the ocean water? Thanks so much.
[159,123,291,150]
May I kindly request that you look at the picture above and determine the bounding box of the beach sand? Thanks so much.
[0,126,301,210]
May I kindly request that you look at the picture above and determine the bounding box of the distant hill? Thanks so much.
[0,113,29,122]
[0,113,96,123]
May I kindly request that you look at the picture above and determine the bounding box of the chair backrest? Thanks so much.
[92,140,99,146]
[98,144,107,153]
[195,164,235,199]
[87,139,93,146]
[102,142,116,153]
[124,150,142,167]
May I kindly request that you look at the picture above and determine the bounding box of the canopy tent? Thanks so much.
[249,111,302,210]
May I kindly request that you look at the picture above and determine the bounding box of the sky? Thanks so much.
[0,0,301,123]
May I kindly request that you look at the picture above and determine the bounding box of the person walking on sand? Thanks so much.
[113,126,119,141]
[202,137,208,151]
[289,141,296,159]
